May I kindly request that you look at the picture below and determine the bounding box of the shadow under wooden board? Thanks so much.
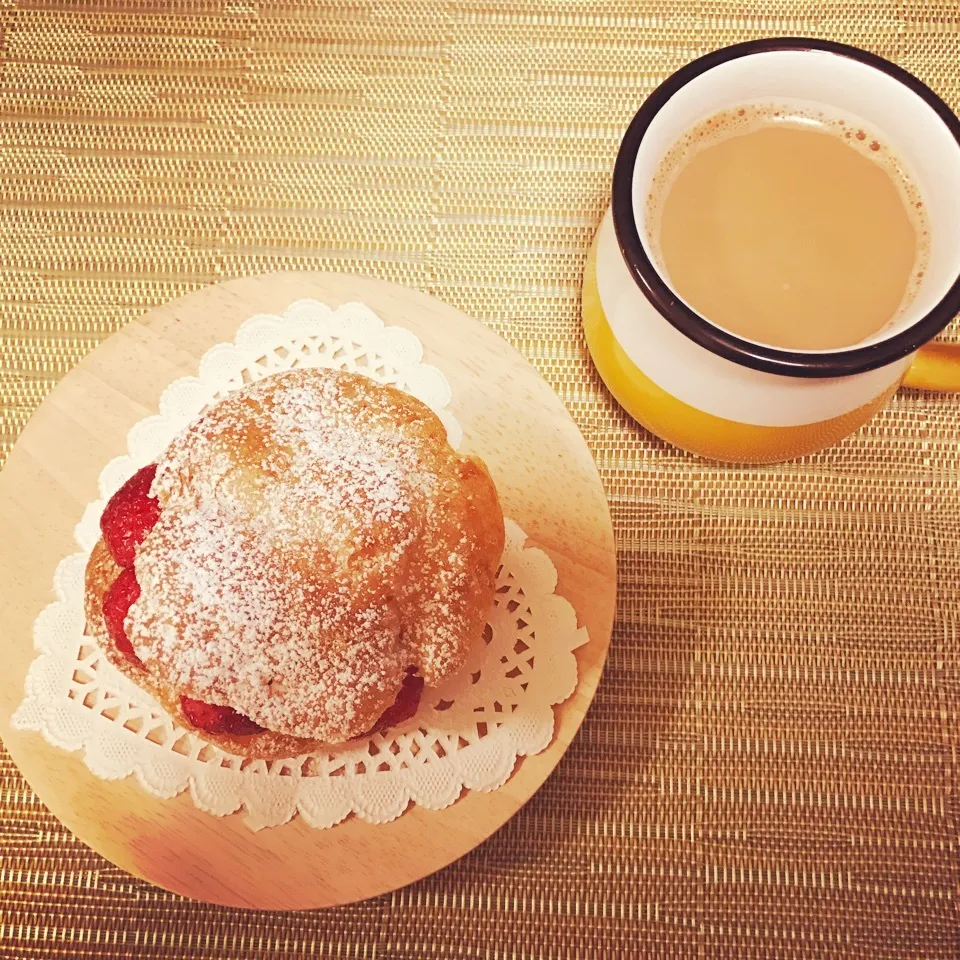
[0,272,616,910]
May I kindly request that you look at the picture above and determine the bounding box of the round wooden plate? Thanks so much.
[0,272,616,909]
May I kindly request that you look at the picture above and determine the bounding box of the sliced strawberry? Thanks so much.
[367,668,424,735]
[180,696,266,736]
[102,567,143,666]
[100,464,161,567]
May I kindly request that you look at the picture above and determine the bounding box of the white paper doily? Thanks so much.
[12,299,588,831]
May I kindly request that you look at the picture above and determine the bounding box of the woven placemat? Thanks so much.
[1,3,958,958]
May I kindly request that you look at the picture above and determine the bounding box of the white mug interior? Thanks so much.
[631,49,960,352]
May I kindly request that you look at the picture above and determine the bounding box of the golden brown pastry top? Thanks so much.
[125,368,504,744]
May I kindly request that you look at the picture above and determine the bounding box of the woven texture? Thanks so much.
[1,2,958,957]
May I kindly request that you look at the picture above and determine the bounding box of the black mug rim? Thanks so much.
[611,37,960,379]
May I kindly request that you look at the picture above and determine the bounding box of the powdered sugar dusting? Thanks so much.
[127,368,503,743]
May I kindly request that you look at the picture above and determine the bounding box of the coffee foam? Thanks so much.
[644,103,931,335]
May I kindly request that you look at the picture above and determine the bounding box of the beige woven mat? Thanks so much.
[1,3,958,958]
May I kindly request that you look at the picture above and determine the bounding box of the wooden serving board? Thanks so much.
[0,273,616,910]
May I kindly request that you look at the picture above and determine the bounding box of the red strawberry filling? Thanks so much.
[180,696,266,736]
[100,464,161,567]
[182,670,424,739]
[366,668,424,735]
[100,461,424,740]
[102,567,144,666]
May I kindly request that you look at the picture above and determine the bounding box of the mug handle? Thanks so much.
[903,342,960,391]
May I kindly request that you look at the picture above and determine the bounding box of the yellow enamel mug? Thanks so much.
[583,38,960,463]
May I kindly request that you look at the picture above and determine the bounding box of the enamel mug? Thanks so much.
[583,38,960,462]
